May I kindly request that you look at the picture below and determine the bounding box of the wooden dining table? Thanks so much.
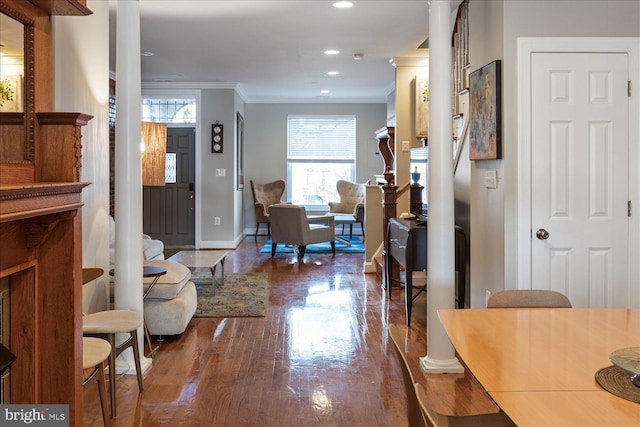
[438,308,640,426]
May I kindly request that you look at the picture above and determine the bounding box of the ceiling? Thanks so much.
[109,1,443,103]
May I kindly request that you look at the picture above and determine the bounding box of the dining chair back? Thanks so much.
[414,383,516,427]
[487,289,572,308]
[388,324,428,427]
[389,324,515,427]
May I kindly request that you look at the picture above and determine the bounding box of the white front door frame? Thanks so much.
[141,88,202,248]
[516,37,640,307]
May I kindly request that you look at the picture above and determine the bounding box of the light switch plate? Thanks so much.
[216,168,226,177]
[485,170,497,188]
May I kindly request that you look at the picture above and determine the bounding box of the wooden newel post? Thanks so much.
[410,184,424,216]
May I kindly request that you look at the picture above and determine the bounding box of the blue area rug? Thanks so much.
[260,237,364,254]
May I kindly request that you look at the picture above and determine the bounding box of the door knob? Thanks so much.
[536,229,549,240]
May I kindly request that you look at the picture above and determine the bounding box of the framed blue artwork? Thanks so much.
[469,60,502,160]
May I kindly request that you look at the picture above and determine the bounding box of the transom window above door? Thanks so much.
[287,115,356,210]
[142,97,196,124]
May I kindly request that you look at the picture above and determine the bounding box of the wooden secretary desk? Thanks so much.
[386,218,468,325]
[0,1,92,426]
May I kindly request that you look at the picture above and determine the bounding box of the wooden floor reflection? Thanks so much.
[83,236,496,426]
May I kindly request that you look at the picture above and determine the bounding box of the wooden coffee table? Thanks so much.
[167,250,228,293]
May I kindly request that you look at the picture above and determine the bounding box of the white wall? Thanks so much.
[53,1,110,313]
[199,88,238,247]
[242,102,386,234]
[502,0,640,291]
[467,0,640,307]
[467,0,505,308]
[394,64,428,214]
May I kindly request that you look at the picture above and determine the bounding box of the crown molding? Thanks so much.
[389,56,429,68]
[141,81,239,90]
[244,97,387,104]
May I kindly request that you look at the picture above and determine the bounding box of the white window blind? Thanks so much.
[287,115,356,208]
[288,116,356,160]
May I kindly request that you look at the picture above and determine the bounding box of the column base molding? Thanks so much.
[419,354,465,374]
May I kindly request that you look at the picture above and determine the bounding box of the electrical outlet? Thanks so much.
[214,217,221,225]
[402,140,410,152]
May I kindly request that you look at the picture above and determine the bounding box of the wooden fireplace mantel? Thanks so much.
[0,182,89,223]
[0,2,94,424]
[0,185,87,420]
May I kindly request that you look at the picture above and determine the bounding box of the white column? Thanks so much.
[420,0,464,374]
[114,0,149,372]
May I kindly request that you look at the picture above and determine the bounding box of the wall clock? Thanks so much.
[212,122,224,153]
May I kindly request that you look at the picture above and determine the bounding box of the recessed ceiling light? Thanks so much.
[320,90,330,94]
[324,49,340,55]
[333,1,354,8]
[326,71,339,76]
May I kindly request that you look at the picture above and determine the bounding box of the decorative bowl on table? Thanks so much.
[610,347,640,388]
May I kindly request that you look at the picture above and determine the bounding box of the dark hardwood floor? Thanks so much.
[83,235,496,426]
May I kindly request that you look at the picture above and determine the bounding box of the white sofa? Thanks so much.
[109,216,165,265]
[142,260,197,336]
[109,259,197,337]
[108,217,196,336]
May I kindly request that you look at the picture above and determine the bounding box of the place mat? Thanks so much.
[595,365,640,403]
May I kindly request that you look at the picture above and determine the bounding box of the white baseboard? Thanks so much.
[199,234,244,249]
[364,261,378,274]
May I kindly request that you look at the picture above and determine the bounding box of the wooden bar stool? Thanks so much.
[82,268,145,419]
[83,310,144,419]
[82,337,111,427]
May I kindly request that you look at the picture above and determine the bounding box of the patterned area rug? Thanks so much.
[190,272,268,318]
[259,236,364,254]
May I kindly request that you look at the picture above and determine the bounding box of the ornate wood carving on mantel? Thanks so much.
[27,0,92,16]
[0,182,88,223]
[36,112,93,182]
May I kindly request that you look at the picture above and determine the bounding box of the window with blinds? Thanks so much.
[287,115,356,208]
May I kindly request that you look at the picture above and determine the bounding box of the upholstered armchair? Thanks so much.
[327,180,367,239]
[269,204,335,259]
[250,180,286,239]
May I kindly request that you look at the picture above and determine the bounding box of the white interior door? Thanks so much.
[531,52,629,308]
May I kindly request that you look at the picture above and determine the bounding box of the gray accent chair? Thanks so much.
[487,289,572,308]
[269,204,336,259]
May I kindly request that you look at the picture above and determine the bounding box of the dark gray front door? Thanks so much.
[143,127,195,247]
